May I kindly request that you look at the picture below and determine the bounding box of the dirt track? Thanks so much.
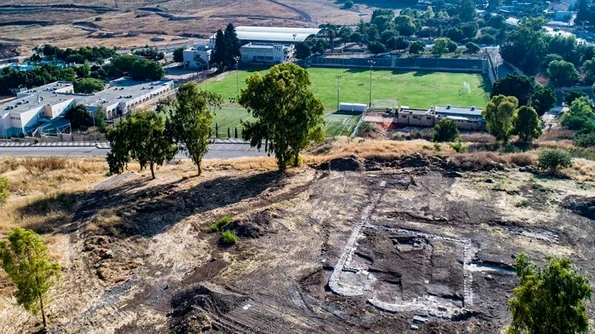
[1,155,595,333]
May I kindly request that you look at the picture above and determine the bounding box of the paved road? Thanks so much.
[0,143,267,159]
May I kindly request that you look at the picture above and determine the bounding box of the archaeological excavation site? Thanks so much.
[1,152,595,333]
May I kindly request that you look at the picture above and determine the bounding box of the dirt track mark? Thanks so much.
[266,0,312,22]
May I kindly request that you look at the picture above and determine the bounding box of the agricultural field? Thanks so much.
[203,66,490,136]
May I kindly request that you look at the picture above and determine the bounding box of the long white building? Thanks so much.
[0,79,174,138]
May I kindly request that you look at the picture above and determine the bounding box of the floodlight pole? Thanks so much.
[335,75,342,111]
[234,56,240,97]
[368,60,375,108]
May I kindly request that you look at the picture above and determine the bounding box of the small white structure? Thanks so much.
[240,43,294,64]
[182,46,211,70]
[339,103,367,113]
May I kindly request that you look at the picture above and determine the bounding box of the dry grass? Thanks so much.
[535,140,576,151]
[461,133,496,144]
[0,157,108,235]
[539,128,575,141]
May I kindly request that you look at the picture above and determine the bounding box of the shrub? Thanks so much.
[575,132,595,148]
[205,215,233,233]
[450,141,466,153]
[220,230,238,245]
[515,200,530,208]
[537,149,572,173]
[344,0,354,9]
[0,176,8,203]
[433,119,459,142]
[433,143,442,151]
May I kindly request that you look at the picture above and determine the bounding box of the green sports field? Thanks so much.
[202,66,490,136]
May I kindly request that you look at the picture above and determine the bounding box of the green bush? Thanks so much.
[450,141,466,153]
[205,215,233,233]
[515,200,530,208]
[433,119,459,142]
[433,143,442,151]
[575,132,595,148]
[344,0,354,8]
[220,230,238,245]
[0,176,8,203]
[537,149,572,173]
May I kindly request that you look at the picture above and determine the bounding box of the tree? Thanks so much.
[465,42,480,53]
[339,26,353,43]
[392,36,410,51]
[106,110,177,179]
[458,0,477,21]
[166,82,214,176]
[295,42,312,59]
[173,47,185,63]
[532,85,557,116]
[395,15,418,36]
[368,41,386,55]
[0,176,8,203]
[224,23,242,69]
[582,58,595,84]
[547,60,579,88]
[500,17,548,74]
[212,29,227,71]
[239,63,325,171]
[514,106,542,143]
[81,60,91,78]
[433,119,459,142]
[0,228,61,329]
[576,0,589,23]
[432,37,451,55]
[65,105,92,130]
[94,106,107,133]
[130,59,164,81]
[483,95,519,143]
[344,0,354,9]
[561,97,595,131]
[507,253,591,334]
[409,40,425,54]
[537,150,573,173]
[73,78,105,94]
[491,73,535,106]
[564,90,588,106]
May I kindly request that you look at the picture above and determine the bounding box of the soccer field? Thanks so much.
[202,66,490,136]
[202,66,490,110]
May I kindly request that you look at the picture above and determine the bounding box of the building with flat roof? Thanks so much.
[210,26,322,45]
[78,78,174,119]
[240,43,294,64]
[0,82,76,137]
[433,105,485,130]
[0,79,174,138]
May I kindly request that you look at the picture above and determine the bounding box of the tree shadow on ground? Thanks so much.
[412,71,435,77]
[77,171,284,238]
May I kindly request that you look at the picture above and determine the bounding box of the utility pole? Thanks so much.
[368,60,375,108]
[335,75,342,111]
[234,56,240,97]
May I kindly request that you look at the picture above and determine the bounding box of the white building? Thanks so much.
[182,46,211,70]
[79,78,174,119]
[210,26,322,46]
[0,82,76,137]
[0,79,174,138]
[240,43,294,64]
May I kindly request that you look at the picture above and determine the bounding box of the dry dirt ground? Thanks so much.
[0,0,371,55]
[1,150,595,333]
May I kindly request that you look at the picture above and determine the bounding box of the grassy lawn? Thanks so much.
[202,66,490,136]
